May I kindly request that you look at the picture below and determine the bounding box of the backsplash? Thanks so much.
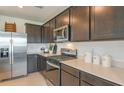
[27,43,49,54]
[27,40,124,68]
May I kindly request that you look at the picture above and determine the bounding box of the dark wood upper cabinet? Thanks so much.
[42,19,55,43]
[25,6,124,44]
[25,23,41,43]
[70,6,90,41]
[91,6,124,40]
[41,26,44,43]
[42,22,50,43]
[55,9,69,28]
[49,19,55,43]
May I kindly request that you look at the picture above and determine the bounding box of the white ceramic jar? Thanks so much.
[101,55,112,67]
[93,55,101,65]
[84,52,92,63]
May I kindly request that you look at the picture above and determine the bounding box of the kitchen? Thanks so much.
[0,6,124,86]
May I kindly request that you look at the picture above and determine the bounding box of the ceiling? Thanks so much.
[0,6,69,23]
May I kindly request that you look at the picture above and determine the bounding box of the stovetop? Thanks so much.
[47,55,77,66]
[49,55,76,61]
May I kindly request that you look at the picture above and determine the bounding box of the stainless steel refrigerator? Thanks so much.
[0,31,27,81]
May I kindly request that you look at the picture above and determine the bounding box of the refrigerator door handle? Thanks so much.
[9,39,12,64]
[11,39,14,64]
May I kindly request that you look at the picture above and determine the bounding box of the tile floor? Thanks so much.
[0,72,48,86]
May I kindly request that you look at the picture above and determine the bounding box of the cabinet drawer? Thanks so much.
[61,64,79,78]
[80,71,120,86]
[61,70,79,86]
[80,80,92,86]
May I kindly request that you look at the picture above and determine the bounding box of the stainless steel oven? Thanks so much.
[46,60,60,86]
[45,48,77,86]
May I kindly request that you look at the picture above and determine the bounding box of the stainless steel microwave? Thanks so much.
[53,25,69,42]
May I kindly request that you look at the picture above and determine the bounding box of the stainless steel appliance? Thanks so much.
[46,48,77,86]
[0,31,27,81]
[53,25,69,42]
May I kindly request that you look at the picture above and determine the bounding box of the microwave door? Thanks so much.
[62,29,65,39]
[53,25,69,42]
[62,28,68,41]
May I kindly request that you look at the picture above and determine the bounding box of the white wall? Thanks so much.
[28,41,124,68]
[0,15,43,33]
[27,43,49,54]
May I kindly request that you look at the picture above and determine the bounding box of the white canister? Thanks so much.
[93,55,101,65]
[102,55,112,67]
[84,52,92,63]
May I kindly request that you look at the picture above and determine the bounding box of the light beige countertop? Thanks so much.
[27,52,61,57]
[60,58,124,85]
[38,53,60,57]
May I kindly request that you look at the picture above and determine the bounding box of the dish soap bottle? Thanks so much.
[53,43,57,54]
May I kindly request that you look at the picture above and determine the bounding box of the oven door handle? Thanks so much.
[47,61,60,69]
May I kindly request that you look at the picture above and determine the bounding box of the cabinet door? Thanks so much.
[91,6,124,40]
[37,55,41,71]
[42,23,50,43]
[41,26,44,43]
[42,24,47,43]
[61,64,79,78]
[49,19,55,43]
[37,55,47,71]
[70,6,90,41]
[40,56,47,71]
[80,71,120,86]
[55,9,69,28]
[25,23,41,43]
[27,54,38,73]
[40,56,47,77]
[61,70,79,86]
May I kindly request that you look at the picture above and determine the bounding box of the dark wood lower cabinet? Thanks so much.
[60,63,120,86]
[80,71,120,86]
[61,64,80,86]
[27,54,38,73]
[27,54,47,74]
[40,56,47,77]
[37,55,47,71]
[61,64,79,77]
[61,70,79,86]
